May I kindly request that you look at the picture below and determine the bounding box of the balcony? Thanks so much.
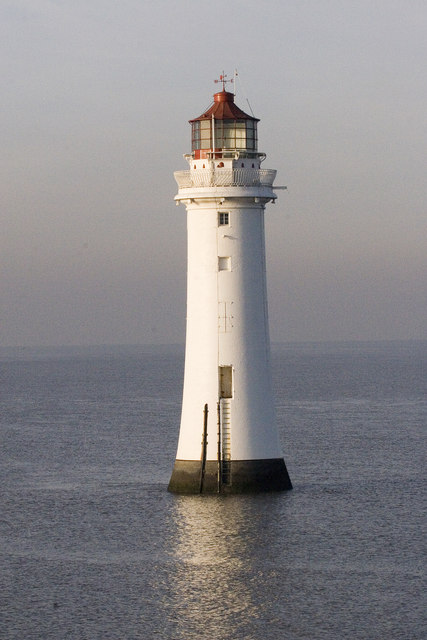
[174,168,277,189]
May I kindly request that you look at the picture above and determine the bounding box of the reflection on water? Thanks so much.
[171,494,287,564]
[165,494,291,639]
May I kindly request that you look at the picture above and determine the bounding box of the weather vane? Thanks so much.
[214,72,234,91]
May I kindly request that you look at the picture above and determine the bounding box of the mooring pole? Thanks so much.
[199,404,208,493]
[217,401,221,493]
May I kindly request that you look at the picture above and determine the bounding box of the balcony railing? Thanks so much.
[174,168,277,189]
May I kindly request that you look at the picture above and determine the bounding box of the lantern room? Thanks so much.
[190,90,259,159]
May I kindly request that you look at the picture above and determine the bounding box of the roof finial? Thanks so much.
[214,71,233,92]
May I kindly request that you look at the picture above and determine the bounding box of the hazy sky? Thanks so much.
[1,0,426,346]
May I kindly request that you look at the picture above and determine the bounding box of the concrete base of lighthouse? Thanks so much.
[168,458,292,494]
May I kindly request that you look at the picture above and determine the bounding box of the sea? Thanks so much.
[0,341,425,640]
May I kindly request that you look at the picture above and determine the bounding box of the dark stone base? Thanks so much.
[168,458,292,494]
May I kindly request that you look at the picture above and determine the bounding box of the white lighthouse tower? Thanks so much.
[168,77,292,493]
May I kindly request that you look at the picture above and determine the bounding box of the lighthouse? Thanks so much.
[168,77,292,493]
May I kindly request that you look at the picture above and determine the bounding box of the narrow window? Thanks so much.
[218,212,229,226]
[218,256,231,271]
[219,366,233,398]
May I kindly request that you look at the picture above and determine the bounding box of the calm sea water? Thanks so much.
[0,342,425,639]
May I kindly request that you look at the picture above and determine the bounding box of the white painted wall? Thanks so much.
[174,171,283,462]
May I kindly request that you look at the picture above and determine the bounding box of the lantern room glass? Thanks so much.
[191,119,258,152]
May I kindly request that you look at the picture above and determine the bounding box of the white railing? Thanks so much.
[174,168,277,189]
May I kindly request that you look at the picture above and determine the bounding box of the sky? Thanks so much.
[1,0,426,346]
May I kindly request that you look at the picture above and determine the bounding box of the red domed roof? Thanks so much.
[189,91,259,123]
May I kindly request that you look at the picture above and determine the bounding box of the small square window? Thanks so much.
[218,256,231,271]
[219,212,229,226]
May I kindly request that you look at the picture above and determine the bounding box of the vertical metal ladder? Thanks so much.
[221,399,232,485]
